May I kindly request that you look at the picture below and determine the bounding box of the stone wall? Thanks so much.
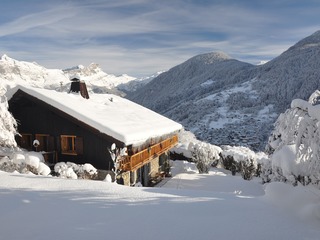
[149,156,159,178]
[119,171,131,186]
[119,155,165,186]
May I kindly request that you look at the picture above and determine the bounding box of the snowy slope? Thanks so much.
[128,31,320,150]
[0,162,319,240]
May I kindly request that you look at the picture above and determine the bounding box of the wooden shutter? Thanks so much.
[56,136,61,153]
[47,136,55,152]
[75,137,83,155]
[61,136,68,152]
[22,134,32,150]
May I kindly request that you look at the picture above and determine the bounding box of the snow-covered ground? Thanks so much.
[0,160,319,240]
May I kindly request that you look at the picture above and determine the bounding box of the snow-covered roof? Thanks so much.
[6,85,182,146]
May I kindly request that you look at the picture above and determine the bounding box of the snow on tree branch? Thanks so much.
[0,84,17,147]
[265,91,320,187]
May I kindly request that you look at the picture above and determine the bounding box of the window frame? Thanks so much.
[60,135,83,155]
[61,135,76,155]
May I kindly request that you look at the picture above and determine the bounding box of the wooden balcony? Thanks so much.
[119,135,178,172]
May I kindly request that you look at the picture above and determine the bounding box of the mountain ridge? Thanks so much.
[0,54,156,94]
[127,30,320,150]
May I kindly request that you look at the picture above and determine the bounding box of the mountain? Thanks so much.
[63,63,136,94]
[253,30,320,112]
[0,54,69,89]
[117,71,164,93]
[0,54,153,94]
[128,51,254,112]
[128,31,320,150]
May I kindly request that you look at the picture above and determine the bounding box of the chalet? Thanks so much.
[7,81,182,186]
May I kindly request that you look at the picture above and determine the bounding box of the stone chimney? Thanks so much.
[69,77,89,99]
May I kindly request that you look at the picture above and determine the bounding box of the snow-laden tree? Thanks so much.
[219,145,266,180]
[108,143,127,183]
[188,142,221,173]
[0,84,17,147]
[265,91,320,187]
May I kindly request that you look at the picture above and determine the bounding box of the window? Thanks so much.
[60,135,83,155]
[16,133,55,152]
[34,134,50,152]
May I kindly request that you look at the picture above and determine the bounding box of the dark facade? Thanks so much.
[9,89,123,170]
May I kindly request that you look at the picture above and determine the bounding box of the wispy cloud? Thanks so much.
[0,4,78,37]
[0,0,319,76]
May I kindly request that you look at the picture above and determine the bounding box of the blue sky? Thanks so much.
[0,0,319,77]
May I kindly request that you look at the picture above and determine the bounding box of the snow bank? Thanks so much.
[0,151,51,176]
[54,162,98,180]
[12,153,25,165]
[170,160,198,176]
[37,162,51,176]
[0,153,101,180]
[54,162,78,179]
[264,182,320,222]
[24,151,44,169]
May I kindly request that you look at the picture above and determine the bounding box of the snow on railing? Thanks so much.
[119,135,178,172]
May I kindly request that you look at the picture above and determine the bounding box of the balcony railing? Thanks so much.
[119,135,178,172]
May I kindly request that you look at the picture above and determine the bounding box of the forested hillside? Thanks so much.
[128,31,320,150]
